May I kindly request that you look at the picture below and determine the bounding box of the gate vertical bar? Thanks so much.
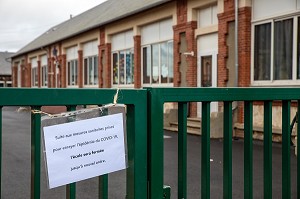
[178,102,187,199]
[126,105,135,199]
[99,175,108,199]
[298,101,300,199]
[127,103,147,199]
[201,102,210,199]
[31,106,41,199]
[296,100,300,198]
[264,101,272,199]
[66,105,76,199]
[244,101,253,199]
[128,98,148,198]
[282,100,291,198]
[223,101,232,199]
[148,88,164,199]
[98,107,108,199]
[0,106,2,198]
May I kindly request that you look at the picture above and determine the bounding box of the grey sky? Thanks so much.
[0,0,107,52]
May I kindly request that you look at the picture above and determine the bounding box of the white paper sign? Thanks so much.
[43,113,126,189]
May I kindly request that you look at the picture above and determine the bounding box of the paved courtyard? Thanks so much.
[1,106,298,198]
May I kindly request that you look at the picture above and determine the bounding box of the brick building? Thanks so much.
[10,0,299,135]
[0,52,14,87]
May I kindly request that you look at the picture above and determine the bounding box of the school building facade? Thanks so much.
[11,0,300,135]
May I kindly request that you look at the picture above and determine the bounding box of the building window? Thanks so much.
[112,49,134,85]
[40,55,48,87]
[31,58,38,87]
[84,56,98,86]
[41,64,48,87]
[32,67,38,87]
[201,56,212,87]
[6,81,12,87]
[67,60,78,86]
[253,17,300,84]
[142,41,173,85]
[254,23,271,81]
[197,4,218,28]
[274,19,293,80]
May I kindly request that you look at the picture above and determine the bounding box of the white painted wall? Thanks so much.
[253,0,297,20]
[83,40,98,57]
[111,30,133,51]
[66,46,78,60]
[141,18,173,45]
[198,4,218,28]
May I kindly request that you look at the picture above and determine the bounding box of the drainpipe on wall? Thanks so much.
[235,0,239,87]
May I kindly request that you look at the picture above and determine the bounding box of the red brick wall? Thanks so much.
[238,7,251,88]
[134,35,141,88]
[49,57,55,88]
[218,2,252,122]
[173,0,198,117]
[98,28,111,88]
[60,54,67,88]
[177,0,187,24]
[237,7,251,122]
[218,10,234,87]
[98,29,104,88]
[185,21,197,88]
[98,45,105,88]
[173,28,181,87]
[105,43,112,88]
[21,60,25,87]
[37,60,41,87]
[26,60,31,88]
[78,50,83,88]
[12,65,17,87]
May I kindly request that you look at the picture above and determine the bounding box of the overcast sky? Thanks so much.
[0,0,107,53]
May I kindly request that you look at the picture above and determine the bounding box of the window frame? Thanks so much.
[6,81,12,87]
[17,62,21,87]
[31,60,38,88]
[141,40,174,87]
[83,55,99,87]
[41,64,48,87]
[67,59,78,87]
[252,16,300,86]
[111,48,134,87]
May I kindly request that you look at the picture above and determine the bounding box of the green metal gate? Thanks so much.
[0,88,148,199]
[0,87,300,198]
[147,87,300,199]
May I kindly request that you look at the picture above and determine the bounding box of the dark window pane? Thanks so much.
[119,52,125,84]
[84,58,88,85]
[152,44,159,84]
[168,41,174,83]
[254,23,271,80]
[143,47,150,84]
[161,43,168,83]
[274,19,293,80]
[113,53,119,84]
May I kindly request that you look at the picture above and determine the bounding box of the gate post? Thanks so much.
[147,88,164,199]
[31,106,41,199]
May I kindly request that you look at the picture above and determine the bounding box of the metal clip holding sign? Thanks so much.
[41,104,127,189]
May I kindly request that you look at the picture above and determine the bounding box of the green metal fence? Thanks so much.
[0,87,299,198]
[0,88,148,199]
[147,87,300,199]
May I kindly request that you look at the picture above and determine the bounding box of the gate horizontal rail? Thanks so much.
[0,88,148,199]
[147,87,300,199]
